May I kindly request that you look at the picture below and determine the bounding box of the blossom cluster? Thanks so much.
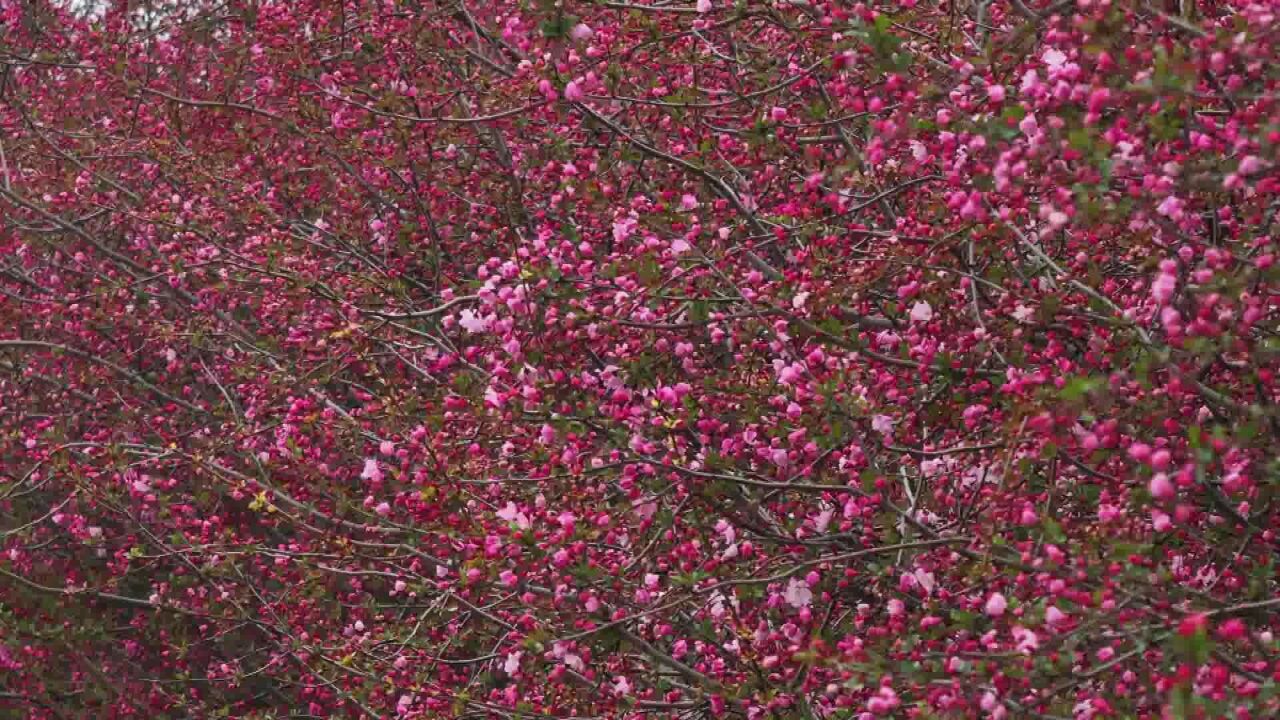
[0,1,1277,718]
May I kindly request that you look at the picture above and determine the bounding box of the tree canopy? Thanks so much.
[1,0,1279,718]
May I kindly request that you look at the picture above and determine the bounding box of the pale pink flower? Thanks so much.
[770,447,790,467]
[1151,271,1177,305]
[1156,195,1185,220]
[871,414,895,436]
[497,502,531,529]
[985,592,1008,617]
[1149,472,1175,501]
[784,577,813,608]
[458,308,490,333]
[813,508,834,533]
[1238,155,1263,176]
[914,569,935,596]
[484,386,504,409]
[360,458,383,483]
[1152,510,1173,532]
[1012,625,1039,654]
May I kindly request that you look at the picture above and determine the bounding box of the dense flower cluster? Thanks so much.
[1,0,1278,718]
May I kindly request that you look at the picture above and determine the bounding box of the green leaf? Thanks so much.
[1068,128,1093,151]
[637,258,660,284]
[1001,104,1027,122]
[950,610,977,630]
[1060,376,1102,402]
[540,16,570,38]
[1041,517,1067,544]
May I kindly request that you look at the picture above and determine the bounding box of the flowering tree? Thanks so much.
[1,0,1278,717]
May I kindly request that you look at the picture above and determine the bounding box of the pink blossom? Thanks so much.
[866,687,900,716]
[1156,195,1185,220]
[871,414,895,437]
[6,5,1273,713]
[985,592,1007,617]
[770,447,790,467]
[1238,155,1263,176]
[814,509,834,533]
[1149,472,1175,501]
[360,458,384,483]
[1152,511,1173,532]
[1012,626,1039,654]
[497,502,532,529]
[557,511,577,530]
[1151,271,1177,305]
[775,361,804,386]
[458,308,491,333]
[1019,113,1038,137]
[784,577,813,608]
[537,78,558,101]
